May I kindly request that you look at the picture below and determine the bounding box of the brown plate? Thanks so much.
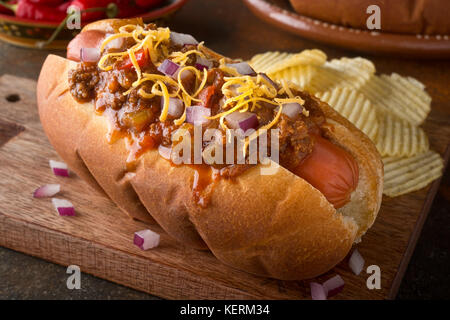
[0,0,189,49]
[243,0,450,59]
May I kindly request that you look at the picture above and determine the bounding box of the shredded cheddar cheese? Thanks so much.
[96,24,307,157]
[157,80,170,121]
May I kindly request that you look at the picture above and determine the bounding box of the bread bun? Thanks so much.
[37,20,383,279]
[289,0,450,35]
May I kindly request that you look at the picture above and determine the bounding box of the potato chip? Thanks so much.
[376,112,429,157]
[306,57,376,93]
[316,87,378,141]
[249,49,327,74]
[269,64,316,90]
[249,51,294,73]
[359,73,431,125]
[383,151,444,197]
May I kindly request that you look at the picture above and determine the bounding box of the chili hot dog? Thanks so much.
[37,18,383,280]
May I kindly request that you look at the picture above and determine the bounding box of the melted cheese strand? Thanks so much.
[128,49,142,86]
[174,92,192,125]
[100,32,133,52]
[177,66,203,102]
[171,49,206,66]
[193,68,209,98]
[157,81,170,121]
[98,52,128,71]
[280,79,295,98]
[137,88,154,99]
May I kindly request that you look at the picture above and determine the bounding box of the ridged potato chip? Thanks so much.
[249,49,439,198]
[249,51,294,73]
[249,49,327,74]
[383,151,444,197]
[359,73,431,125]
[307,57,376,93]
[316,87,378,141]
[376,112,429,157]
[269,65,316,90]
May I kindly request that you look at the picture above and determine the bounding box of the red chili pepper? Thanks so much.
[198,86,216,109]
[57,1,70,12]
[29,0,64,6]
[118,48,149,70]
[15,0,67,21]
[68,0,108,21]
[0,0,15,14]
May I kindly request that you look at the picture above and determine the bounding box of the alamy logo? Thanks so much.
[66,265,81,290]
[366,265,381,290]
[166,126,281,176]
[366,5,381,30]
[66,6,81,30]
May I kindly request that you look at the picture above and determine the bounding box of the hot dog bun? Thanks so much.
[289,0,450,35]
[37,20,383,280]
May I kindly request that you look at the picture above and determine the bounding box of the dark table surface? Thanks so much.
[0,0,449,299]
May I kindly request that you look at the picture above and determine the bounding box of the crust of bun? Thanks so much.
[37,55,157,225]
[37,20,383,279]
[289,0,450,35]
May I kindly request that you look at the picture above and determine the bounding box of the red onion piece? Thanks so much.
[195,57,213,71]
[162,97,184,118]
[226,62,256,76]
[104,36,125,51]
[225,112,259,131]
[51,198,75,216]
[33,184,60,198]
[80,48,100,62]
[157,59,180,77]
[323,275,345,298]
[134,229,160,250]
[310,282,327,300]
[49,160,69,177]
[186,106,211,125]
[349,249,365,275]
[170,31,199,46]
[276,103,303,119]
[158,145,172,160]
[259,72,279,90]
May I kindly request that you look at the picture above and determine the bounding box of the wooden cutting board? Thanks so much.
[0,74,448,300]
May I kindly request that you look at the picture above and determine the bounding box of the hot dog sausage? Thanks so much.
[67,30,106,62]
[294,134,359,209]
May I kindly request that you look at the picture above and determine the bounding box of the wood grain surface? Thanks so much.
[0,0,449,300]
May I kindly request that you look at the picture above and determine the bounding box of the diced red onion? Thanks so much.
[51,198,75,216]
[310,282,327,300]
[195,57,213,71]
[49,160,69,177]
[33,184,60,198]
[170,31,199,46]
[162,97,184,118]
[281,103,303,119]
[323,275,345,298]
[259,72,279,90]
[186,105,211,125]
[80,48,100,62]
[157,59,180,77]
[225,112,259,131]
[226,62,256,76]
[134,229,160,250]
[158,145,172,160]
[349,249,365,275]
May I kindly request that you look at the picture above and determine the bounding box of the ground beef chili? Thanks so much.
[69,63,99,102]
[67,24,327,206]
